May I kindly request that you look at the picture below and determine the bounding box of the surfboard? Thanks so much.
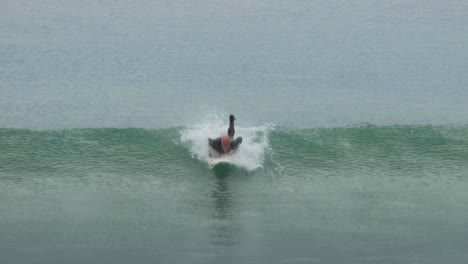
[208,156,233,167]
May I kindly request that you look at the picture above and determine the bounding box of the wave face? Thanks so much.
[1,124,468,178]
[1,124,468,264]
[270,124,468,178]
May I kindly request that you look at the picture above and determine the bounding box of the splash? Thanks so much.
[180,116,273,171]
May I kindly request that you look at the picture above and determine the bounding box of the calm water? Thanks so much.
[1,1,468,263]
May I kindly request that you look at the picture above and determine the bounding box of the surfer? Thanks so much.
[208,115,243,154]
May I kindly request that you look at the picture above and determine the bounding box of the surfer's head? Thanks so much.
[221,135,231,152]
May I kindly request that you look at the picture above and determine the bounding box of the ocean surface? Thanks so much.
[1,1,468,264]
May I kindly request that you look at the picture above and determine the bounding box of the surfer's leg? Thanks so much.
[209,137,224,154]
[230,136,242,151]
[228,115,235,138]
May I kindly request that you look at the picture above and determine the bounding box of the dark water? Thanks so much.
[1,125,467,263]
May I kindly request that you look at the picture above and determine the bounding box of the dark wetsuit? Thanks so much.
[208,116,243,154]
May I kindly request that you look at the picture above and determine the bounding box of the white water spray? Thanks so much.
[180,116,273,171]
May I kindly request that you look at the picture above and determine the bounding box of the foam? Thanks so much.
[180,115,273,171]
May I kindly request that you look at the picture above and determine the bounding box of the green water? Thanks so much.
[1,125,467,263]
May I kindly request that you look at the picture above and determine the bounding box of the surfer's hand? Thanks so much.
[230,115,235,122]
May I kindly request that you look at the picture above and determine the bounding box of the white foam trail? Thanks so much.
[180,116,273,171]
